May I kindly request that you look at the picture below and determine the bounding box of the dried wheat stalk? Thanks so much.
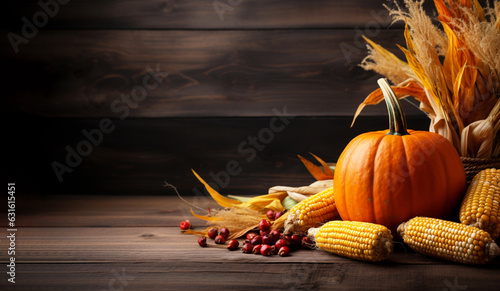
[356,0,500,158]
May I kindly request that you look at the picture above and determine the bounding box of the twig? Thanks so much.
[164,181,205,211]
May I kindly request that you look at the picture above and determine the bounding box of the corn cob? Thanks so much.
[283,187,339,235]
[307,220,393,262]
[398,217,500,265]
[459,168,500,240]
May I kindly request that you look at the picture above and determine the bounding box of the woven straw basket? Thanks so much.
[460,157,500,184]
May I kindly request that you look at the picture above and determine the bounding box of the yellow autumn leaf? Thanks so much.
[190,208,221,222]
[191,169,241,208]
[352,81,428,126]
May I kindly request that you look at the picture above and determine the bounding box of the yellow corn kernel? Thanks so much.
[398,217,500,265]
[284,187,338,235]
[308,220,393,262]
[459,168,500,240]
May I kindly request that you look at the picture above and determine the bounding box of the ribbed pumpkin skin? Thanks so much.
[334,129,466,233]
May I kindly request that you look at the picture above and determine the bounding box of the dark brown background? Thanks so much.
[1,0,443,196]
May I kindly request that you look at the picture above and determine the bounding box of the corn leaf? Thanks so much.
[310,152,333,176]
[352,81,428,126]
[240,192,288,212]
[190,208,221,222]
[191,169,241,208]
[297,154,333,180]
[227,195,253,203]
[282,196,298,210]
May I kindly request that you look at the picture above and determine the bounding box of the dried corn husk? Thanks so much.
[286,191,310,203]
[269,179,333,203]
[268,185,329,195]
[308,179,334,188]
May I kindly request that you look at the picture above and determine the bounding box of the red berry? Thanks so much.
[227,239,239,250]
[179,220,191,230]
[260,229,269,237]
[197,236,207,247]
[262,234,273,245]
[291,234,302,246]
[275,211,284,220]
[275,238,287,250]
[246,232,258,241]
[259,219,271,231]
[207,228,218,239]
[214,235,225,244]
[271,245,279,255]
[266,210,276,220]
[242,243,253,253]
[252,244,262,254]
[250,235,262,246]
[278,246,290,257]
[260,244,272,256]
[269,229,280,242]
[219,227,230,239]
[301,236,315,249]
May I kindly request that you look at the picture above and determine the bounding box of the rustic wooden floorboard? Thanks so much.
[1,225,496,265]
[13,195,218,227]
[1,195,499,290]
[2,262,499,291]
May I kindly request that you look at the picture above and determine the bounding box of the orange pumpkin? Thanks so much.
[334,79,466,233]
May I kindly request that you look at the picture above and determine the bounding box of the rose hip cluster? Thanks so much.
[197,226,240,250]
[190,211,315,256]
[241,218,314,257]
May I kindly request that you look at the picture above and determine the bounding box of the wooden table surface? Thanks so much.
[1,194,499,291]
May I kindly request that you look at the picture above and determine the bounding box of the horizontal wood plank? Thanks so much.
[12,195,218,227]
[3,116,430,196]
[6,0,485,30]
[3,261,499,291]
[1,195,498,290]
[1,29,426,118]
[0,226,498,266]
[3,0,400,30]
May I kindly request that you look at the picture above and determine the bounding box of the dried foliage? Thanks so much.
[184,154,332,238]
[356,0,500,158]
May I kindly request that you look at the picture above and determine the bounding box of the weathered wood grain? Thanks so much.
[3,261,499,291]
[6,0,487,30]
[0,226,497,266]
[1,196,498,290]
[12,195,219,227]
[4,116,430,196]
[1,29,425,118]
[3,0,398,30]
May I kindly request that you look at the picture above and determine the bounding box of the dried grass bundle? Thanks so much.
[180,155,331,239]
[356,0,500,158]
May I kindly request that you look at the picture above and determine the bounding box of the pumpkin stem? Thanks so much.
[377,78,409,136]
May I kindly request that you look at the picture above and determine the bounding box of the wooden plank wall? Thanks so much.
[1,0,452,196]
